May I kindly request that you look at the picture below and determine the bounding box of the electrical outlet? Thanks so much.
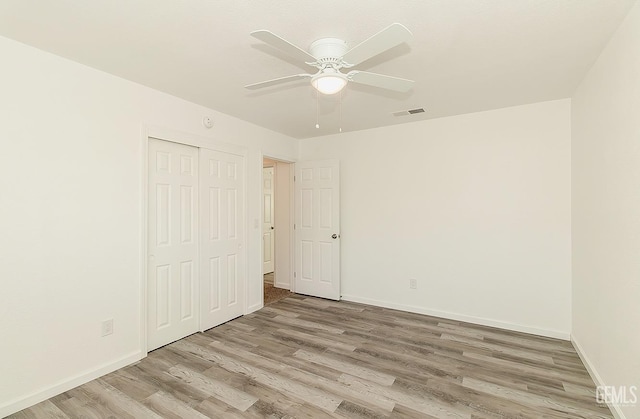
[409,278,417,289]
[101,319,114,337]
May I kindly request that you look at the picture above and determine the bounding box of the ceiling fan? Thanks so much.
[245,23,414,95]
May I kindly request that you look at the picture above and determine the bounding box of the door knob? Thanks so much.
[332,234,338,239]
[271,226,274,230]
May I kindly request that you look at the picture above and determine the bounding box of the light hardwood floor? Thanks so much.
[10,294,612,418]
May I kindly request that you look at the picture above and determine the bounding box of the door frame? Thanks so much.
[261,154,296,295]
[140,125,248,355]
[262,165,275,275]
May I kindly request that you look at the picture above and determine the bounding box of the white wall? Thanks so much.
[571,2,640,418]
[273,161,293,289]
[0,36,297,416]
[300,99,572,338]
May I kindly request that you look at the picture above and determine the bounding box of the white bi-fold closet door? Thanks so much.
[199,148,245,333]
[147,138,244,351]
[147,139,199,351]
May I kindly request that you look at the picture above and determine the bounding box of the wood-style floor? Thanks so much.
[10,294,612,418]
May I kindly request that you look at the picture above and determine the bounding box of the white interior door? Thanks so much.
[147,139,199,351]
[263,166,275,274]
[294,160,340,300]
[200,148,245,331]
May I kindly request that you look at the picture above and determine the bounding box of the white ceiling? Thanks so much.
[0,0,635,139]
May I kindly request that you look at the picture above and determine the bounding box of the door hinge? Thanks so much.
[294,272,297,278]
[294,224,296,229]
[294,175,296,182]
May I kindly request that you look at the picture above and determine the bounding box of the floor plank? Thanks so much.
[9,294,612,418]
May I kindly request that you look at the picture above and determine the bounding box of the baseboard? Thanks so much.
[274,281,291,290]
[246,301,263,314]
[340,294,570,340]
[571,336,626,419]
[0,351,143,418]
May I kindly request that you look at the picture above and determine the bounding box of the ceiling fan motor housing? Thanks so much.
[309,38,349,67]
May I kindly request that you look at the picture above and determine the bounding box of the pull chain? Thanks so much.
[339,89,343,133]
[315,88,320,129]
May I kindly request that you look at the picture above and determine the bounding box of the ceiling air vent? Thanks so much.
[392,108,425,117]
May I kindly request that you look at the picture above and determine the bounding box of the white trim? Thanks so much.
[261,154,296,293]
[260,152,296,164]
[259,155,265,304]
[147,125,246,157]
[247,301,264,314]
[289,162,296,293]
[571,336,626,419]
[288,162,295,292]
[240,149,249,317]
[341,294,570,340]
[268,164,276,278]
[0,351,143,418]
[139,125,149,356]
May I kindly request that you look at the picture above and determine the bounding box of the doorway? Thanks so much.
[262,157,293,305]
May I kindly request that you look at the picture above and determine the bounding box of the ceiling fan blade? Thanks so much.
[251,30,317,64]
[347,71,414,92]
[244,74,312,90]
[342,23,412,66]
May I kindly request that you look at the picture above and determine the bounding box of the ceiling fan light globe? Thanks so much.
[311,74,347,95]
